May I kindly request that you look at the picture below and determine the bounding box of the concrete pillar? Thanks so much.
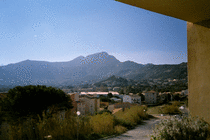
[187,22,210,124]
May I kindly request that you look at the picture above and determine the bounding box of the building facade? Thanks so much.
[70,93,100,115]
[144,91,159,105]
[123,94,141,104]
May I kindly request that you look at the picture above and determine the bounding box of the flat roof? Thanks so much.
[116,0,210,27]
[80,92,119,95]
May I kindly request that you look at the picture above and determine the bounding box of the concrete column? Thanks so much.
[187,22,210,124]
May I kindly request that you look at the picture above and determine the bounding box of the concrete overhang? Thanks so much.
[116,0,210,28]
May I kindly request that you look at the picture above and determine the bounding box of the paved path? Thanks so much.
[102,106,189,140]
[179,105,189,117]
[102,116,164,140]
[103,112,188,140]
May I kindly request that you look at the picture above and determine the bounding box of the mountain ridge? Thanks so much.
[0,52,187,87]
[3,51,186,66]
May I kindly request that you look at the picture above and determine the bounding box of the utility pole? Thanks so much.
[77,111,80,140]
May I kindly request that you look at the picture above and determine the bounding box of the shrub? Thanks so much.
[90,112,114,135]
[172,101,181,107]
[97,109,112,115]
[147,106,161,114]
[114,105,147,129]
[150,115,209,140]
[1,85,73,124]
[160,105,181,115]
[0,105,149,140]
[0,110,91,140]
[114,125,127,134]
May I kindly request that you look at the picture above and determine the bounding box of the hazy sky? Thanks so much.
[0,0,187,66]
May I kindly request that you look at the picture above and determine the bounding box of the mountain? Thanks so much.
[94,75,129,87]
[0,52,187,87]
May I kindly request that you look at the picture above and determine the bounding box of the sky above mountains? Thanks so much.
[0,0,187,66]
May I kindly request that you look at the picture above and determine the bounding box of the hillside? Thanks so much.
[0,52,187,88]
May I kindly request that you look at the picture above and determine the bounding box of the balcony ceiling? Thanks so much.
[116,0,210,25]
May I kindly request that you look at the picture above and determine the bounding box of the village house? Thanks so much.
[123,93,141,104]
[181,89,188,96]
[143,91,159,105]
[69,92,80,114]
[158,92,169,103]
[80,94,100,115]
[69,92,100,116]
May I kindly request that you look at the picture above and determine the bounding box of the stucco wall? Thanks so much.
[108,104,115,112]
[187,22,210,124]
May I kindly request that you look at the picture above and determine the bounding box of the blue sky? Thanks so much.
[0,0,187,66]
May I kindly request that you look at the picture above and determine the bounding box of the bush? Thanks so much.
[97,109,112,115]
[172,101,181,107]
[90,112,114,135]
[150,115,209,140]
[0,110,91,140]
[1,85,73,124]
[114,125,127,134]
[160,105,181,115]
[114,106,147,129]
[0,105,149,139]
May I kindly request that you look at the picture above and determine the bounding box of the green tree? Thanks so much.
[173,94,181,101]
[107,93,113,98]
[99,96,110,102]
[1,85,73,123]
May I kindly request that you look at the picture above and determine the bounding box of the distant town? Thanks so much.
[60,77,188,116]
[0,52,188,117]
[0,77,188,116]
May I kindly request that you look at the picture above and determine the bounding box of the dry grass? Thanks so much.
[0,105,148,140]
[171,101,181,107]
[0,110,89,140]
[160,105,181,115]
[147,106,162,114]
[147,102,182,115]
[114,105,147,129]
[114,125,127,134]
[90,112,114,135]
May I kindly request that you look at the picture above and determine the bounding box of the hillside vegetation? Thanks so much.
[0,52,187,89]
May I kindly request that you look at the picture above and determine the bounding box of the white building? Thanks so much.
[181,89,188,96]
[110,97,121,102]
[80,91,119,97]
